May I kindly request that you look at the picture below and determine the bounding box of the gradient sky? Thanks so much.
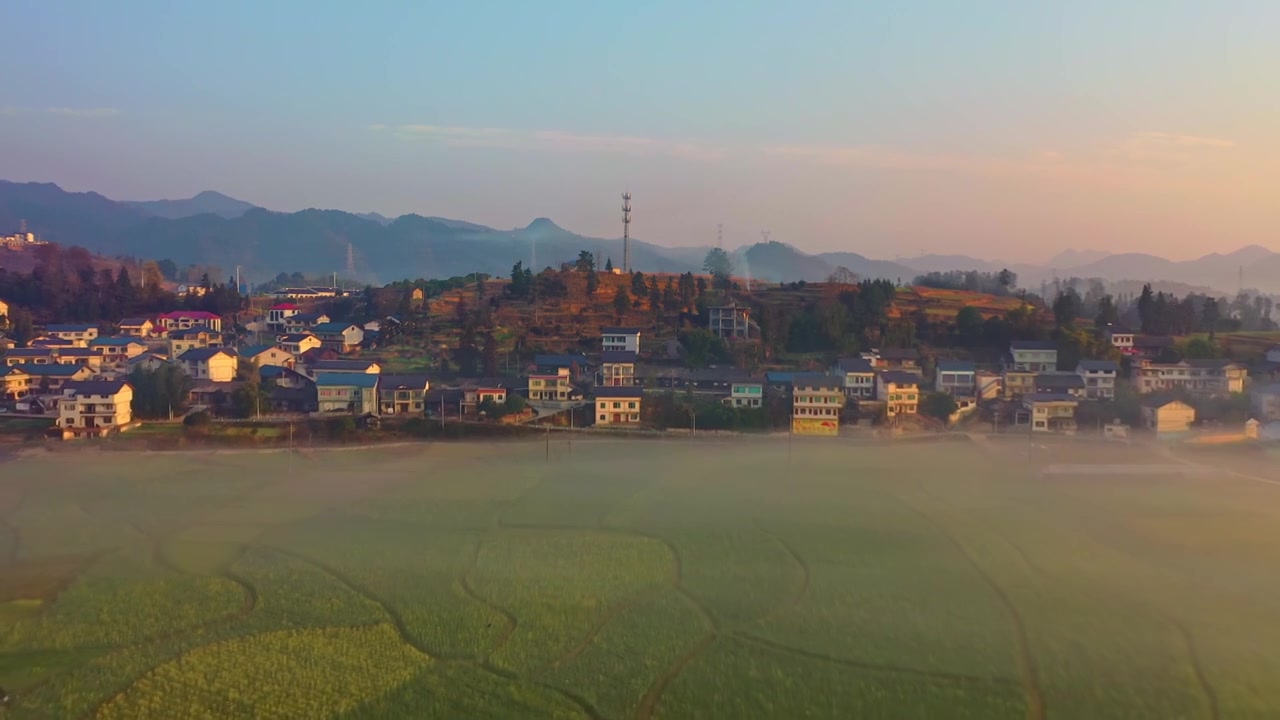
[2,1,1277,263]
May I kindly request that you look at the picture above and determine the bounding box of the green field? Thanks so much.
[1,438,1279,718]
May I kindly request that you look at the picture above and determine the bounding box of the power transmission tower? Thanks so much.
[622,192,632,273]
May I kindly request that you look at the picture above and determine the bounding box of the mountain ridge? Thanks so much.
[1,180,1277,293]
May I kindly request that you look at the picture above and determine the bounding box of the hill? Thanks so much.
[122,190,258,219]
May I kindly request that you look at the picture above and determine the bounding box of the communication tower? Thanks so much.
[622,192,632,273]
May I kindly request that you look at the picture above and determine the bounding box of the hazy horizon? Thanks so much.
[3,3,1277,264]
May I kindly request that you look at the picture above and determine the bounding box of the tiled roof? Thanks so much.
[936,360,977,372]
[594,386,643,398]
[63,380,130,395]
[379,374,429,390]
[879,370,922,386]
[315,373,379,389]
[312,322,357,334]
[791,373,844,390]
[178,347,235,362]
[1077,360,1119,372]
[10,363,88,377]
[834,357,874,373]
[1010,340,1057,351]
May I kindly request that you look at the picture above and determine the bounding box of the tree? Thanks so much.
[703,248,733,289]
[827,266,859,285]
[630,271,647,298]
[575,250,595,273]
[954,306,984,346]
[679,328,728,368]
[481,333,499,376]
[1182,337,1220,359]
[586,266,599,296]
[997,268,1017,292]
[662,277,679,313]
[1052,288,1082,329]
[1137,284,1155,333]
[613,286,631,318]
[1095,295,1119,328]
[9,308,34,347]
[678,272,696,308]
[504,393,527,415]
[920,392,959,424]
[605,257,614,272]
[157,258,179,281]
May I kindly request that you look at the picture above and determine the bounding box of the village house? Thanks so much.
[646,367,755,396]
[168,326,223,357]
[378,374,430,415]
[187,381,245,415]
[179,348,239,382]
[8,363,94,395]
[461,382,508,415]
[1142,398,1196,436]
[935,360,977,396]
[1076,360,1119,400]
[877,371,921,420]
[1131,359,1246,396]
[89,337,149,367]
[239,344,295,369]
[265,303,300,332]
[1034,372,1087,399]
[283,312,332,334]
[157,311,223,334]
[118,317,155,338]
[1103,325,1136,352]
[0,298,8,319]
[1023,393,1078,434]
[28,336,77,349]
[278,333,322,356]
[311,322,364,353]
[0,367,33,400]
[44,323,100,347]
[791,374,843,435]
[1250,384,1280,422]
[1131,335,1176,360]
[708,303,752,340]
[307,358,381,376]
[832,357,876,399]
[53,348,106,373]
[1007,341,1058,372]
[534,354,592,382]
[127,352,170,374]
[594,386,643,426]
[316,373,380,415]
[724,378,765,408]
[1003,369,1037,399]
[601,326,642,353]
[599,350,638,387]
[260,364,314,390]
[528,367,573,401]
[865,348,920,371]
[4,348,55,367]
[56,380,134,437]
[975,371,1003,401]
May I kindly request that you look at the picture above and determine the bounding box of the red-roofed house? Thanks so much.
[266,303,299,332]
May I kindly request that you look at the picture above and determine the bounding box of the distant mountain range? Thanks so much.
[1,180,1277,294]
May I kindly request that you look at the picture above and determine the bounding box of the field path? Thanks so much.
[633,633,715,720]
[751,518,810,622]
[458,536,519,660]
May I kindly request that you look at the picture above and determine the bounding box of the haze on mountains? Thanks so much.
[1,179,1278,294]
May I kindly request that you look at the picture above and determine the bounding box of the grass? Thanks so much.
[1,439,1280,718]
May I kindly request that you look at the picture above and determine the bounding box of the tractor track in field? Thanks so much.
[262,546,444,661]
[890,492,1047,720]
[736,633,1023,689]
[537,586,665,675]
[1171,619,1221,720]
[478,659,604,720]
[751,518,811,622]
[634,632,716,720]
[458,536,519,660]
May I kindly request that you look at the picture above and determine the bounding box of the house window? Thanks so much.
[612,402,621,409]
[599,414,607,421]
[627,402,636,409]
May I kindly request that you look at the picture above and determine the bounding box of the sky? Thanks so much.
[2,1,1277,263]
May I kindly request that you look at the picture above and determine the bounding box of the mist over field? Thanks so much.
[0,438,1277,718]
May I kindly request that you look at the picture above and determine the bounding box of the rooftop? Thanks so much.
[89,337,147,347]
[601,326,643,335]
[834,357,874,373]
[309,359,379,372]
[62,380,130,396]
[312,321,358,334]
[118,317,153,326]
[879,370,922,386]
[46,323,98,332]
[1035,373,1085,389]
[878,348,920,360]
[5,348,54,357]
[179,347,236,362]
[278,333,317,343]
[600,350,639,364]
[1010,340,1057,351]
[159,310,221,320]
[1023,393,1078,403]
[270,302,299,310]
[240,344,285,357]
[314,373,379,389]
[379,374,430,390]
[9,363,89,377]
[792,373,844,390]
[594,386,644,398]
[936,360,977,373]
[169,325,219,338]
[290,312,329,323]
[1077,359,1120,372]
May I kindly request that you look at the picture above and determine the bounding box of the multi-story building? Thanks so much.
[601,326,642,353]
[599,350,637,387]
[56,380,134,437]
[179,348,239,382]
[832,357,876,399]
[877,371,921,419]
[1076,360,1119,400]
[278,333,322,356]
[1023,393,1078,434]
[528,367,573,401]
[307,359,381,376]
[708,304,751,340]
[724,379,764,408]
[1003,369,1037,399]
[168,327,223,357]
[117,317,155,338]
[594,386,643,426]
[157,311,223,334]
[4,348,56,367]
[378,374,430,415]
[316,373,380,415]
[1034,372,1087,399]
[1131,359,1246,396]
[534,354,592,382]
[1103,325,1136,352]
[266,303,300,332]
[53,348,105,373]
[311,322,364,353]
[935,361,976,396]
[866,348,920,371]
[1131,335,1176,360]
[1007,341,1058,372]
[89,337,149,367]
[8,363,94,394]
[44,324,100,347]
[791,374,843,435]
[283,312,332,334]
